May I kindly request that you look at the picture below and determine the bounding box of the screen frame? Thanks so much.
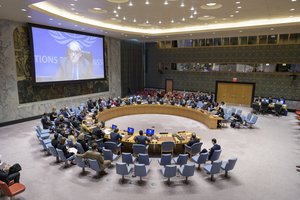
[28,23,106,85]
[111,124,117,130]
[146,129,154,136]
[127,127,134,134]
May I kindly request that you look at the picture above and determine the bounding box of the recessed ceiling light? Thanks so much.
[182,17,185,21]
[190,33,193,36]
[230,14,234,17]
[117,5,121,9]
[129,1,133,6]
[57,22,62,25]
[21,8,27,11]
[74,24,78,27]
[235,1,240,4]
[193,10,197,15]
[237,6,242,9]
[270,28,274,30]
[93,7,102,10]
[27,15,32,18]
[239,30,243,32]
[180,2,185,7]
[133,18,136,22]
[289,15,294,17]
[190,6,194,11]
[71,7,75,11]
[116,14,119,17]
[171,19,174,23]
[146,20,149,24]
[235,10,239,13]
[49,18,53,20]
[75,12,79,15]
[206,3,217,6]
[158,20,162,24]
[222,18,227,20]
[190,15,194,18]
[70,4,75,6]
[164,0,168,5]
[291,0,297,2]
[290,8,295,11]
[145,0,150,5]
[123,16,126,20]
[203,15,210,18]
[113,9,117,13]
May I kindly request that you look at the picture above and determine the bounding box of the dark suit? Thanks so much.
[134,135,150,146]
[57,144,74,158]
[51,139,59,149]
[41,115,52,129]
[0,170,20,185]
[110,132,122,144]
[186,138,200,147]
[77,139,89,152]
[208,144,221,160]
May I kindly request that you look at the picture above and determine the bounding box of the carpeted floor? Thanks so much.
[0,106,300,200]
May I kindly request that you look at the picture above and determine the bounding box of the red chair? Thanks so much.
[0,180,26,200]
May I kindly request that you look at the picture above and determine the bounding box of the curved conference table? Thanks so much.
[98,104,222,129]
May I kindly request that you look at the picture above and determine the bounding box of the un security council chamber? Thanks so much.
[0,0,300,200]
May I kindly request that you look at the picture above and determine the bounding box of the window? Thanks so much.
[230,37,238,45]
[248,36,257,45]
[259,35,267,44]
[268,35,278,44]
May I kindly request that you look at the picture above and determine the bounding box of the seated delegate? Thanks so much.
[186,133,200,147]
[0,158,22,185]
[134,130,150,146]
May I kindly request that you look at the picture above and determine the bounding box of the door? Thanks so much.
[165,79,173,93]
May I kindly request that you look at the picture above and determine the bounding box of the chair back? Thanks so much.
[96,139,104,149]
[275,104,282,112]
[250,115,258,124]
[132,144,147,155]
[138,154,151,165]
[159,154,172,166]
[0,180,12,196]
[211,160,222,174]
[182,164,195,177]
[230,108,236,115]
[175,154,189,165]
[75,142,85,154]
[134,164,147,177]
[210,150,222,162]
[161,141,175,153]
[104,141,118,152]
[236,109,242,116]
[163,165,177,178]
[75,156,86,168]
[225,158,238,171]
[88,159,101,172]
[122,153,134,165]
[246,113,252,121]
[66,139,73,147]
[196,152,209,164]
[116,162,130,175]
[48,145,58,157]
[103,148,113,161]
[56,148,67,161]
[191,142,203,154]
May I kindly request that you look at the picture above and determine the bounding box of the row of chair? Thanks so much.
[222,111,258,128]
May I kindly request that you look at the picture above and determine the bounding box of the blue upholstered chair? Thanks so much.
[184,142,203,157]
[122,153,136,165]
[104,141,122,155]
[210,149,222,163]
[35,127,50,140]
[96,139,104,150]
[245,115,258,128]
[88,159,101,176]
[48,145,59,162]
[246,113,252,122]
[236,109,242,116]
[132,144,148,156]
[66,139,74,148]
[203,160,222,181]
[56,148,75,167]
[161,165,177,184]
[134,164,149,181]
[75,155,88,173]
[103,148,119,161]
[221,158,238,177]
[75,142,85,154]
[39,138,51,153]
[192,152,209,169]
[161,141,175,155]
[137,154,152,165]
[178,164,195,182]
[36,125,51,134]
[116,162,132,182]
[158,154,172,166]
[173,154,188,167]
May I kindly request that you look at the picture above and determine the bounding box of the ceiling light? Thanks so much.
[270,28,274,30]
[182,17,185,21]
[266,63,270,66]
[235,10,239,13]
[123,16,126,20]
[158,20,162,24]
[190,6,194,11]
[290,8,295,11]
[146,20,149,23]
[239,30,243,32]
[74,24,78,27]
[230,14,234,17]
[145,0,150,5]
[164,0,168,5]
[190,15,194,18]
[75,12,79,15]
[133,18,136,22]
[27,15,32,18]
[291,0,297,2]
[57,22,62,25]
[180,2,185,7]
[21,8,27,11]
[71,7,76,11]
[129,1,133,6]
[115,14,119,17]
[171,19,174,23]
[113,9,117,13]
[49,18,53,20]
[203,15,210,18]
[70,4,75,6]
[193,11,197,15]
[93,7,102,10]
[237,6,242,9]
[222,18,227,20]
[206,3,217,6]
[117,5,121,9]
[235,1,240,4]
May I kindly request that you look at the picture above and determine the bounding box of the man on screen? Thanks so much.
[57,40,93,80]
